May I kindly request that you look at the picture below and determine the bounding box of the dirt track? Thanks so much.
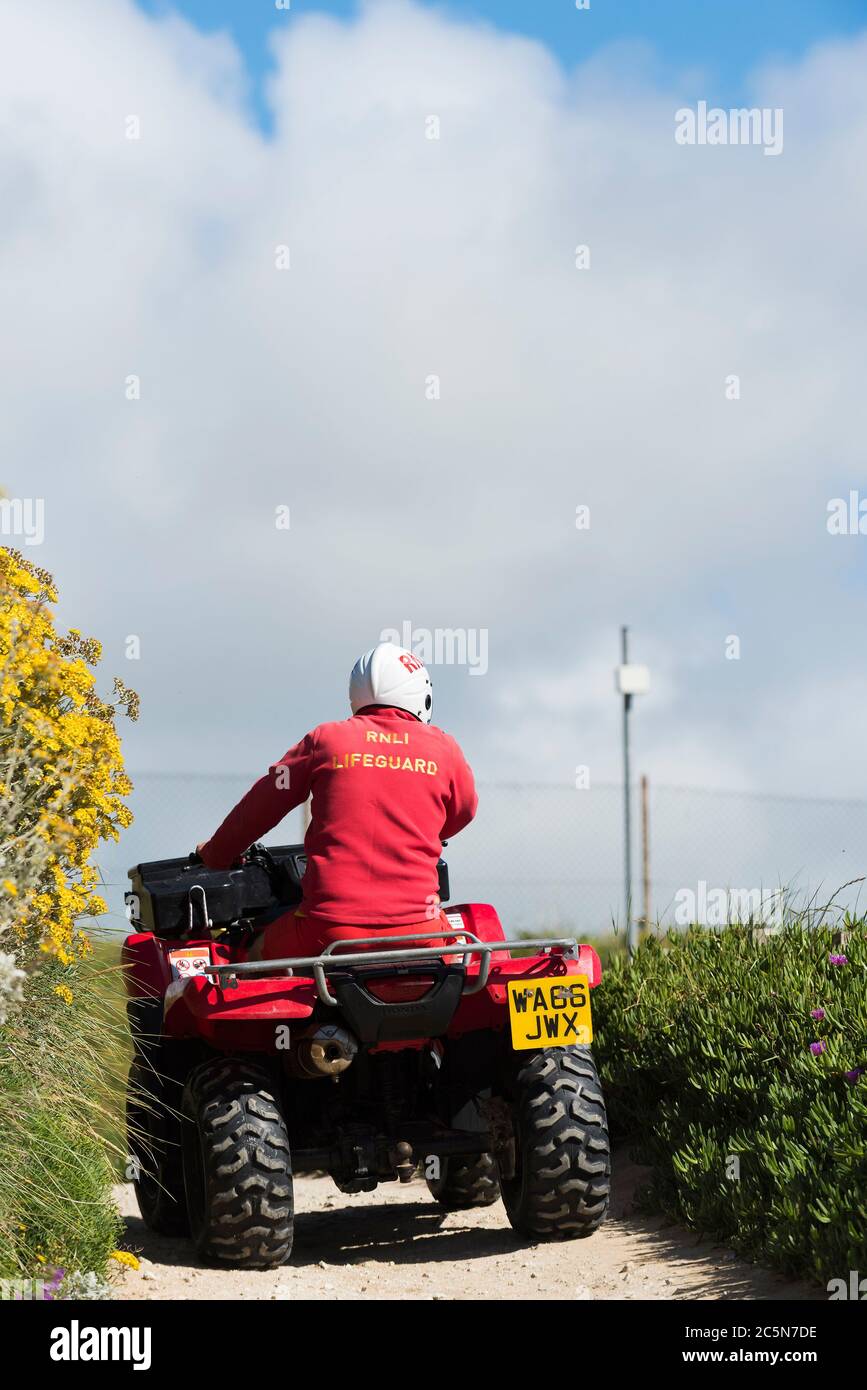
[111,1151,818,1302]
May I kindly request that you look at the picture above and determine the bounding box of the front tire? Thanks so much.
[426,1152,501,1209]
[181,1057,294,1269]
[500,1046,610,1240]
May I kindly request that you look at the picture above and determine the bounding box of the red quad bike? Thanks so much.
[123,844,610,1268]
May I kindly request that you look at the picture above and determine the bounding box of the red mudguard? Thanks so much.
[121,903,601,1051]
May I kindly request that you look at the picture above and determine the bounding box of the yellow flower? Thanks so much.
[0,547,136,962]
[53,985,74,1006]
[109,1250,140,1270]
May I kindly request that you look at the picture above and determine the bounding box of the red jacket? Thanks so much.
[199,706,478,925]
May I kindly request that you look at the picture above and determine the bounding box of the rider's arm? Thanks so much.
[441,739,478,839]
[198,731,317,870]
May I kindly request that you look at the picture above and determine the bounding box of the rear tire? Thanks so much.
[426,1152,501,1209]
[500,1046,610,1240]
[127,1054,189,1236]
[181,1057,294,1269]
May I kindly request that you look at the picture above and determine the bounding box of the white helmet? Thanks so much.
[349,642,433,724]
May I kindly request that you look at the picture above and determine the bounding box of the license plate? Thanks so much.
[507,975,592,1050]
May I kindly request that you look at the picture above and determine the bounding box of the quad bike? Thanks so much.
[123,844,610,1268]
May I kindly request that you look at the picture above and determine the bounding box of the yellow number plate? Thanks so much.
[507,975,592,1050]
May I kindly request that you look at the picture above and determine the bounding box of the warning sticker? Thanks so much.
[168,948,211,981]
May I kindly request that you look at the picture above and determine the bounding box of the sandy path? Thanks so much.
[111,1152,818,1302]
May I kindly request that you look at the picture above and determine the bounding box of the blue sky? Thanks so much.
[137,0,867,130]
[8,0,867,924]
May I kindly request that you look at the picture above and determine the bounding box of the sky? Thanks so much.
[134,0,867,130]
[4,0,867,926]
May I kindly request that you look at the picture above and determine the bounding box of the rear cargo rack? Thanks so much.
[205,931,579,1006]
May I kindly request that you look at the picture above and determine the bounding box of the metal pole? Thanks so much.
[641,773,651,932]
[621,625,635,954]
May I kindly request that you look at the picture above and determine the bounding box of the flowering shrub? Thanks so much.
[595,922,867,1284]
[56,1270,113,1300]
[0,547,137,964]
[0,547,135,1281]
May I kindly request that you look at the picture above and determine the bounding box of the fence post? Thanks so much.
[641,773,651,932]
[621,627,634,953]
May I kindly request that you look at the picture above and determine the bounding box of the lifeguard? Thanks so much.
[198,642,477,956]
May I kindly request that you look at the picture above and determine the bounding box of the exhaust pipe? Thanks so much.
[293,1024,358,1079]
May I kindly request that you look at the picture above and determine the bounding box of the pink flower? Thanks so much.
[810,1041,827,1055]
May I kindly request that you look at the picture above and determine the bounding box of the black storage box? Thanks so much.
[126,845,451,939]
[126,844,307,937]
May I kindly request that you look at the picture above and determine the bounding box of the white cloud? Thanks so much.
[2,0,866,818]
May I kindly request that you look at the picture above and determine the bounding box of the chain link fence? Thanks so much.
[91,773,867,939]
